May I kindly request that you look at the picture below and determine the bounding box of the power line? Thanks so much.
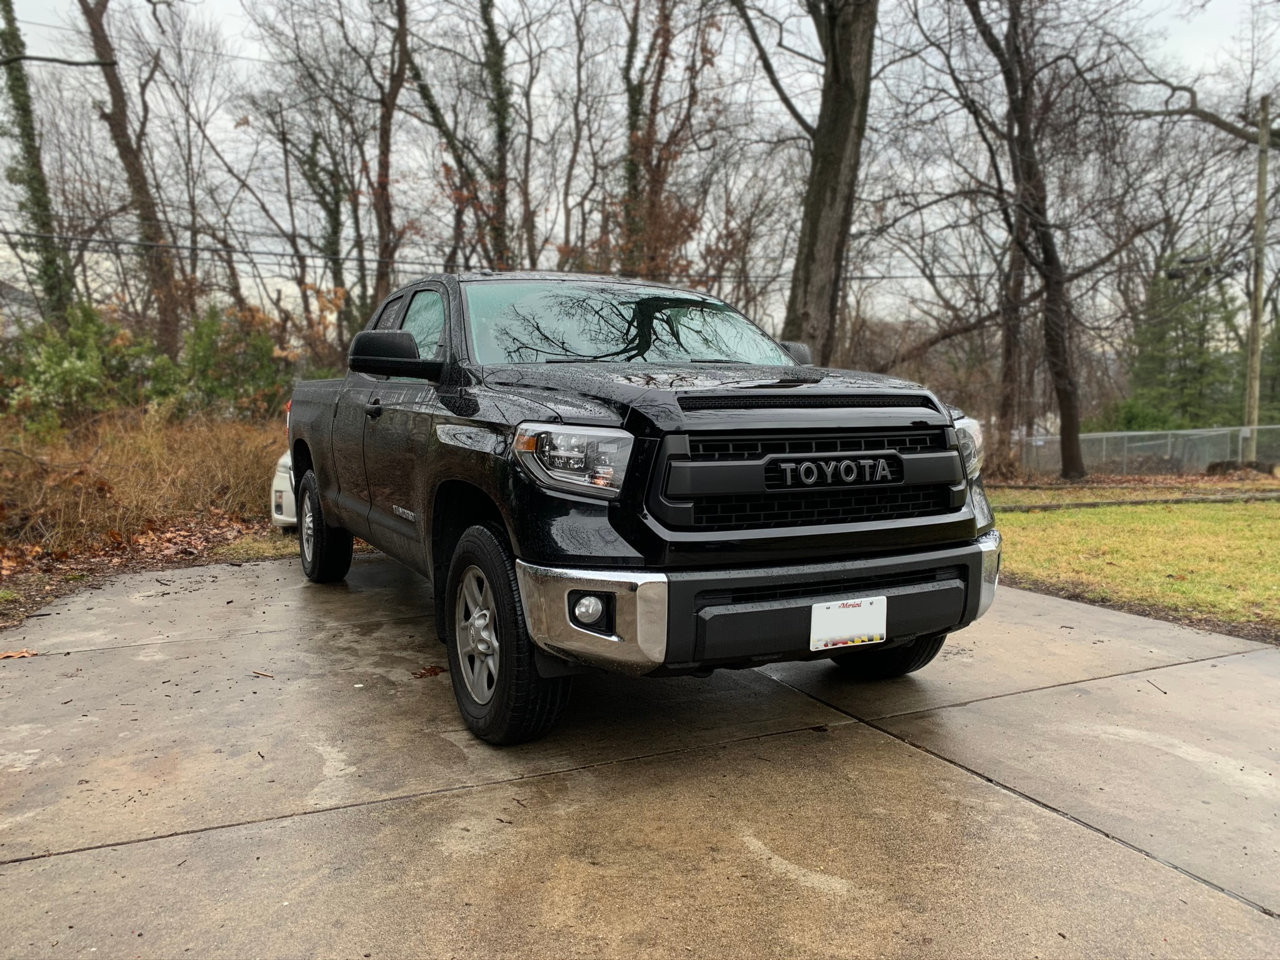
[2,228,1008,286]
[16,17,280,66]
[5,228,449,271]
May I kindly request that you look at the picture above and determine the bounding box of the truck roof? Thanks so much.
[390,271,694,297]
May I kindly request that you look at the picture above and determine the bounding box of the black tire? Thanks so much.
[297,470,353,583]
[829,633,947,680]
[445,525,570,745]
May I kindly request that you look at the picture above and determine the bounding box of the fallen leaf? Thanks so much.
[412,665,447,678]
[0,649,38,659]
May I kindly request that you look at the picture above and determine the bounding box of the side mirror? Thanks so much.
[348,330,443,381]
[781,340,813,365]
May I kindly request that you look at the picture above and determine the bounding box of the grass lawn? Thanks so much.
[997,501,1280,640]
[208,528,299,563]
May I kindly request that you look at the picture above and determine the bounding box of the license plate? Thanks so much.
[809,596,887,651]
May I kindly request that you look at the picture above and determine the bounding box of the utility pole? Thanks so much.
[1245,94,1269,464]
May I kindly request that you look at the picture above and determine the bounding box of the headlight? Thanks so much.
[513,422,634,499]
[954,416,984,478]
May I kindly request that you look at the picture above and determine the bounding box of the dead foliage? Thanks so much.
[988,471,1280,491]
[0,410,284,569]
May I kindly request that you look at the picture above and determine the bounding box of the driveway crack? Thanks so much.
[0,718,858,868]
[765,671,1280,922]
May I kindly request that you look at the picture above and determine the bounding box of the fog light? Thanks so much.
[573,594,605,624]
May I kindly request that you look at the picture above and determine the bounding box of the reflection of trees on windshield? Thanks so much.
[477,285,781,364]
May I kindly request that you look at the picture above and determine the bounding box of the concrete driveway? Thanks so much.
[2,554,1278,958]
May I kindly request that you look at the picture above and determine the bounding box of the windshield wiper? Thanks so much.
[689,358,741,364]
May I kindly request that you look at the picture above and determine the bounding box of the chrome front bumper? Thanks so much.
[977,529,1002,619]
[515,530,1002,676]
[515,562,670,674]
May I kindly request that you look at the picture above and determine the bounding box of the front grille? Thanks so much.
[678,394,936,412]
[689,429,946,462]
[687,486,952,530]
[695,565,964,609]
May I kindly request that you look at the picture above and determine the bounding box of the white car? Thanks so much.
[270,451,297,530]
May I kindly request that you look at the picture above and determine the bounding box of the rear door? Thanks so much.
[329,293,406,537]
[363,284,450,571]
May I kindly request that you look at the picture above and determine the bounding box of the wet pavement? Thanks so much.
[2,555,1278,958]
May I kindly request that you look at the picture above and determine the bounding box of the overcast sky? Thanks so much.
[9,0,1257,79]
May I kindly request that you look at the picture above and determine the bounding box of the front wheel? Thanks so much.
[829,633,947,680]
[445,525,571,744]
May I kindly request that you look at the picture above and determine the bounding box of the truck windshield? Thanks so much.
[463,279,795,366]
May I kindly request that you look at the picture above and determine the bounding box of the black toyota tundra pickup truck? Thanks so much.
[288,272,1001,743]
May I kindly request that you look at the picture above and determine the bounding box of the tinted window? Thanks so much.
[463,280,793,366]
[401,289,447,359]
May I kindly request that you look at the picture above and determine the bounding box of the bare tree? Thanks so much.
[249,0,411,309]
[617,0,723,281]
[732,0,879,363]
[77,0,185,358]
[1123,5,1280,459]
[895,0,1160,477]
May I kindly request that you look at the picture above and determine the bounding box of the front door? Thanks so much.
[329,293,406,537]
[363,285,449,572]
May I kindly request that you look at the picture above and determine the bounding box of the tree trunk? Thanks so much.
[619,0,647,277]
[1042,272,1085,477]
[479,0,512,269]
[0,0,75,328]
[296,132,353,339]
[1017,115,1085,480]
[78,0,183,359]
[781,0,878,364]
[369,0,408,306]
[349,185,370,320]
[963,0,1085,479]
[994,213,1027,473]
[407,50,486,271]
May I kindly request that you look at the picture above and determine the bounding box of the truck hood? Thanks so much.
[477,362,946,434]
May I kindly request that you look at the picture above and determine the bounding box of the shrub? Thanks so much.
[1085,397,1184,433]
[1,305,180,430]
[181,305,293,418]
[0,303,296,428]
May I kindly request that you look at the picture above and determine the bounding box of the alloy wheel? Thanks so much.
[301,496,315,566]
[455,565,500,704]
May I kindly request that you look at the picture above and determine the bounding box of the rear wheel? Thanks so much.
[445,525,570,744]
[829,633,946,680]
[297,470,353,583]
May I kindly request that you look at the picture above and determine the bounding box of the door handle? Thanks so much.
[364,398,382,419]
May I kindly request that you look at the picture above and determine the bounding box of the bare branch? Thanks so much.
[0,54,114,67]
[727,0,815,138]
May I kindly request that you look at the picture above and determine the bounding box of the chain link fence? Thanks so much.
[1019,425,1280,476]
